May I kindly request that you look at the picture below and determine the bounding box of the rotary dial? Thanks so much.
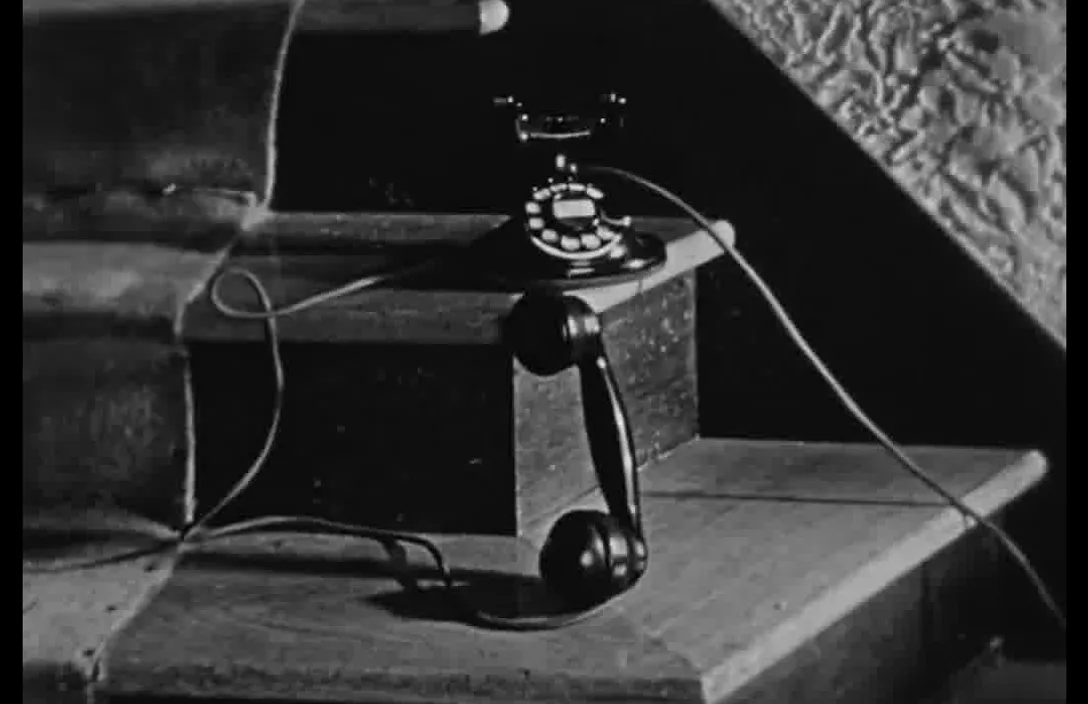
[524,180,629,261]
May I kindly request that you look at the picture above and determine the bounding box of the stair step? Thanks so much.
[24,0,290,528]
[87,439,1046,704]
[185,215,727,535]
[951,662,1066,704]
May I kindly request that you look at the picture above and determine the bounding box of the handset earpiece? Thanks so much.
[505,290,647,611]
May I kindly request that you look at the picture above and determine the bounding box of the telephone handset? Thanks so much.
[502,289,646,616]
[471,92,667,288]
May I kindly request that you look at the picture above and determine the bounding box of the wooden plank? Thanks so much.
[24,508,178,704]
[297,0,507,35]
[23,0,509,206]
[705,0,1066,343]
[100,440,1046,703]
[182,216,731,344]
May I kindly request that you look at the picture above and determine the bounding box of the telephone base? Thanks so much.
[469,219,667,290]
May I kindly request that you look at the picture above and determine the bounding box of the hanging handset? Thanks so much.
[470,92,667,289]
[503,289,646,615]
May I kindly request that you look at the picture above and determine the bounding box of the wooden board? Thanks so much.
[928,659,1066,704]
[22,0,505,232]
[99,440,1047,703]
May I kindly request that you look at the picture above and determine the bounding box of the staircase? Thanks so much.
[24,1,1065,703]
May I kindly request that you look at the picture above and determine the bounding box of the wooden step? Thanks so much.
[185,214,727,535]
[75,439,1047,704]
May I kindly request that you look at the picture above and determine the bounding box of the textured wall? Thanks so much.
[707,0,1066,342]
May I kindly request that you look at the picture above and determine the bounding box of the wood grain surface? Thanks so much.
[524,440,1049,704]
[100,440,1046,703]
[23,234,231,528]
[707,0,1066,342]
[23,508,178,704]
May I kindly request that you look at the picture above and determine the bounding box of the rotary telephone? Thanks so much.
[199,91,670,629]
[454,93,661,623]
[471,91,667,288]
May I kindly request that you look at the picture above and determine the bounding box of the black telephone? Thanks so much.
[471,92,667,288]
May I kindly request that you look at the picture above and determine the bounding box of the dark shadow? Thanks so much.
[179,542,568,625]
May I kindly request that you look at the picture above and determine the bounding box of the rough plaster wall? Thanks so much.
[708,0,1066,342]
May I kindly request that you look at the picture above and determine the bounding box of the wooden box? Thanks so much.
[184,215,726,535]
